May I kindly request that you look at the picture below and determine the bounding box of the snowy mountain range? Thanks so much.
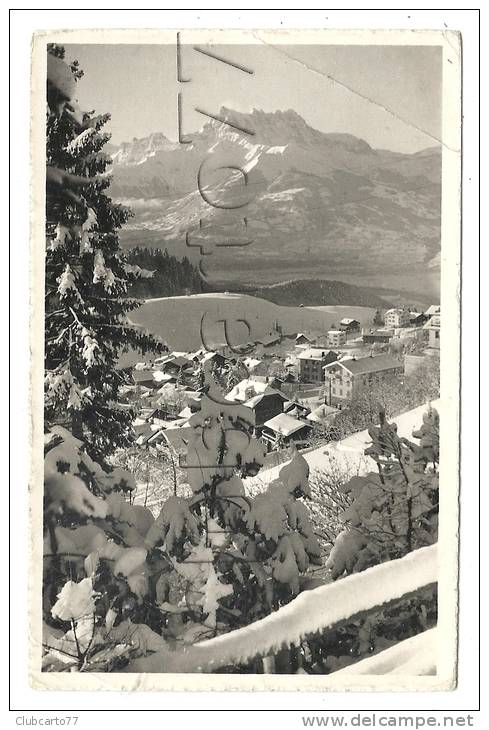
[107,108,441,291]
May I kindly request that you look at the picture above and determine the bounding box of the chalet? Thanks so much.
[133,419,153,438]
[295,333,316,347]
[243,357,269,376]
[243,390,288,429]
[257,332,282,348]
[362,328,394,345]
[147,424,191,456]
[152,371,177,385]
[327,329,347,348]
[157,355,194,376]
[279,370,296,384]
[383,308,410,329]
[423,314,441,349]
[339,318,361,334]
[248,375,285,390]
[323,354,403,407]
[306,403,338,426]
[261,413,312,450]
[409,311,428,326]
[199,351,228,369]
[225,378,277,403]
[298,348,339,384]
[283,401,311,419]
[132,369,158,389]
[133,418,159,445]
[424,304,441,318]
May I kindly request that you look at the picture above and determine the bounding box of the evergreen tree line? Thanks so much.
[124,247,205,298]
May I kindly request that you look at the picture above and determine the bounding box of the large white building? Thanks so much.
[323,354,403,407]
[384,308,410,328]
[327,329,347,348]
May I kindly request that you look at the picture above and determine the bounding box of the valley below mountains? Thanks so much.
[108,108,441,299]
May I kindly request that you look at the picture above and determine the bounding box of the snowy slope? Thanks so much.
[247,399,441,491]
[124,543,437,673]
[330,628,437,676]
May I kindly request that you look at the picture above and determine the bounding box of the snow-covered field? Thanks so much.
[128,292,373,353]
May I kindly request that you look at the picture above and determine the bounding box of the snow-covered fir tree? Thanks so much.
[145,374,322,640]
[45,45,161,459]
[326,407,439,578]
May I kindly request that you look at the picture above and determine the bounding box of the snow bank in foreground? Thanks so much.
[330,628,437,676]
[124,543,437,673]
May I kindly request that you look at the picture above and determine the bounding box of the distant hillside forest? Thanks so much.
[125,247,205,298]
[125,247,398,308]
[244,279,395,308]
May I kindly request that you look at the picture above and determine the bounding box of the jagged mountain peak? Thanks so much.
[107,108,441,293]
[110,131,177,166]
[194,106,325,147]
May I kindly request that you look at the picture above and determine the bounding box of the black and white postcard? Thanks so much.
[28,26,462,692]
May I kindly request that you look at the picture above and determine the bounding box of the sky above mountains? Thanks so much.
[64,41,442,154]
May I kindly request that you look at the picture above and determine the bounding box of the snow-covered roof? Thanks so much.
[132,369,156,384]
[306,404,338,423]
[423,315,441,329]
[363,328,394,336]
[225,378,273,402]
[324,354,401,376]
[244,390,287,409]
[297,348,334,361]
[257,332,281,346]
[156,382,181,395]
[424,305,441,317]
[152,371,175,383]
[295,332,315,342]
[165,355,193,368]
[283,400,310,413]
[200,351,223,364]
[178,406,193,419]
[384,308,407,316]
[186,348,207,360]
[243,357,262,371]
[340,318,359,325]
[134,362,151,371]
[263,413,310,437]
[152,425,191,454]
